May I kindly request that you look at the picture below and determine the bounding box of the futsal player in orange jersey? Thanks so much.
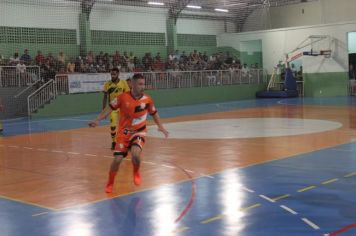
[89,73,169,193]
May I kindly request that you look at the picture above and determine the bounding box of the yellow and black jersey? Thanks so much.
[103,79,130,104]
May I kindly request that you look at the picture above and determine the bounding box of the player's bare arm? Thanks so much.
[89,106,113,127]
[152,112,169,138]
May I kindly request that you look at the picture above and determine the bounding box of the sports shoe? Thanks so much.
[111,142,116,150]
[105,183,113,193]
[133,170,141,186]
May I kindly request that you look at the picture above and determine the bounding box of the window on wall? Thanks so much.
[0,26,77,44]
[348,32,356,53]
[91,30,166,46]
[177,34,217,47]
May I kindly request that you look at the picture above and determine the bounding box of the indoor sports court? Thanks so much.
[0,0,356,236]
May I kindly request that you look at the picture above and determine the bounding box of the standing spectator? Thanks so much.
[0,97,4,133]
[9,52,20,65]
[20,49,32,63]
[58,50,66,66]
[349,64,355,80]
[16,60,27,85]
[35,51,45,65]
[297,66,303,81]
[0,52,5,65]
[67,58,76,73]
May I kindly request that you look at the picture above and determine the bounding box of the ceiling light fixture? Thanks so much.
[148,1,164,6]
[187,5,202,9]
[214,8,229,12]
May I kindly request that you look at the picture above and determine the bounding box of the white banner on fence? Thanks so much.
[68,73,132,94]
[68,73,110,94]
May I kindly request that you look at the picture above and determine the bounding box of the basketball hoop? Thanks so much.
[320,50,332,58]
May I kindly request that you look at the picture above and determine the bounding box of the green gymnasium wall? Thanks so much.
[91,30,167,58]
[32,84,265,118]
[0,26,229,60]
[304,72,348,97]
[0,26,79,58]
[240,52,263,67]
[177,34,217,55]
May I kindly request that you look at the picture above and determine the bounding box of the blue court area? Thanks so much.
[1,142,355,236]
[1,97,355,236]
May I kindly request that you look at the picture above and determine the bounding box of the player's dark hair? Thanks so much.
[132,73,144,80]
[111,67,120,73]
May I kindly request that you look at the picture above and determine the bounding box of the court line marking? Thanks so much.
[172,226,190,234]
[259,195,275,203]
[32,212,49,217]
[322,178,338,185]
[84,154,97,157]
[173,164,196,223]
[327,223,356,236]
[297,185,316,193]
[161,164,175,169]
[0,195,54,211]
[344,172,356,177]
[241,203,261,211]
[241,186,254,193]
[201,214,224,224]
[302,218,320,230]
[272,194,290,201]
[280,205,298,215]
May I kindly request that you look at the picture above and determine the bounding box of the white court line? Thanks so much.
[37,148,48,152]
[330,148,354,152]
[23,147,33,150]
[302,218,320,230]
[200,173,214,179]
[143,161,156,165]
[103,155,113,159]
[67,152,80,155]
[185,169,194,173]
[51,150,64,153]
[259,195,276,203]
[8,145,19,148]
[280,205,298,215]
[161,164,175,169]
[241,186,255,193]
[84,154,97,157]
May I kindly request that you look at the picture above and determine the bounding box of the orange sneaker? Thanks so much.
[105,183,113,193]
[133,170,141,186]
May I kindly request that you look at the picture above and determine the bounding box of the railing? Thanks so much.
[14,80,42,98]
[0,66,41,87]
[143,69,265,89]
[27,79,57,116]
[54,69,266,94]
[55,74,69,95]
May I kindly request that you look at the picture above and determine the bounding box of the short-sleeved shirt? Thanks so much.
[109,92,157,132]
[103,79,130,104]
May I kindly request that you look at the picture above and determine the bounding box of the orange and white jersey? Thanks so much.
[109,91,157,133]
